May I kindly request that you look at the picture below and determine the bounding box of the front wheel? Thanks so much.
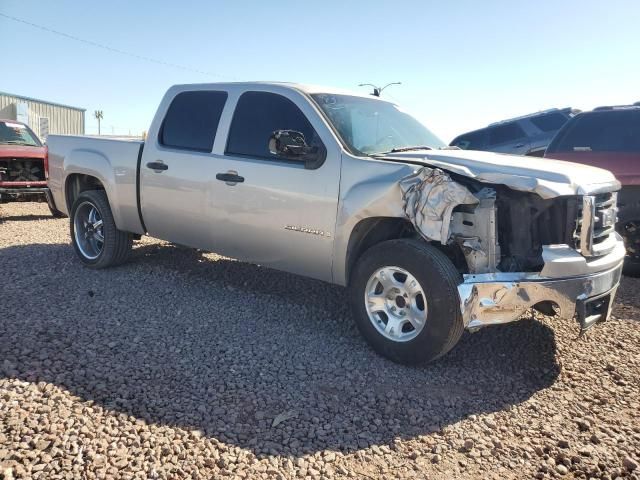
[617,205,640,277]
[349,239,464,364]
[70,190,132,268]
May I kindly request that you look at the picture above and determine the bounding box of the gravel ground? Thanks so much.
[0,202,639,480]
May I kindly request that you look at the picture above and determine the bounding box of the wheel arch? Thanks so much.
[343,217,413,286]
[65,173,106,213]
[60,148,142,233]
[341,216,468,286]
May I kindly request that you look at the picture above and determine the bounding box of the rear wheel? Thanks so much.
[70,190,132,268]
[349,239,464,364]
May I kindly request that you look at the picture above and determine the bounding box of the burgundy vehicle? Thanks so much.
[545,105,640,275]
[0,119,62,216]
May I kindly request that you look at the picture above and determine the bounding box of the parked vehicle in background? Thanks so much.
[0,119,62,216]
[545,105,640,276]
[450,108,578,156]
[46,83,625,365]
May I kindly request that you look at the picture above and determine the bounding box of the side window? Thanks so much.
[226,91,323,160]
[551,111,640,153]
[160,91,227,152]
[487,123,526,146]
[530,113,569,132]
[451,130,487,150]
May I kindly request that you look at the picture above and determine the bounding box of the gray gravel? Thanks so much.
[1,201,639,480]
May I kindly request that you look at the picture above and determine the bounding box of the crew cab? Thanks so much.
[545,105,640,276]
[47,83,625,364]
[0,119,60,215]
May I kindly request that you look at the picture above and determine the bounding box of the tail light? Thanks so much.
[44,146,49,180]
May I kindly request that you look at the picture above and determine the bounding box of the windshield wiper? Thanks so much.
[386,145,433,153]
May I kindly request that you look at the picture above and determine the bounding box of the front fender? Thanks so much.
[332,157,414,285]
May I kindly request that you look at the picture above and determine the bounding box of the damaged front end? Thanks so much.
[399,167,500,275]
[399,166,625,333]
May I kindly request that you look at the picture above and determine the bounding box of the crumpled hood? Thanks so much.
[381,149,621,198]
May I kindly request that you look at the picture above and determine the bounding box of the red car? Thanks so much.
[545,104,640,275]
[0,119,62,216]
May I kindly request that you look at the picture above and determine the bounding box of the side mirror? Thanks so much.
[269,130,311,156]
[268,130,325,169]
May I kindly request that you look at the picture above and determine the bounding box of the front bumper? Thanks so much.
[458,235,626,331]
[0,186,56,210]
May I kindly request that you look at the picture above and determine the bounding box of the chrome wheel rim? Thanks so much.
[364,266,428,342]
[74,201,104,260]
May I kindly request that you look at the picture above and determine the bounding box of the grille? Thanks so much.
[0,158,45,183]
[574,192,618,257]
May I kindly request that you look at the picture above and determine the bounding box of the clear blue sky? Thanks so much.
[1,0,639,140]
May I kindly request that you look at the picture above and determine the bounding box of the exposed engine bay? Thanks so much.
[400,166,582,275]
[0,158,46,183]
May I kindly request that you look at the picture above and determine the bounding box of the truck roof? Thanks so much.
[592,104,640,111]
[0,118,27,125]
[168,82,394,102]
[488,107,575,126]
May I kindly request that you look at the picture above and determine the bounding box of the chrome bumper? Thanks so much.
[459,235,625,331]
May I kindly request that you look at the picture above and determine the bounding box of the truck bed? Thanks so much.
[47,135,146,234]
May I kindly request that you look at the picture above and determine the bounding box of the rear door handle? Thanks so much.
[146,161,168,171]
[216,171,244,185]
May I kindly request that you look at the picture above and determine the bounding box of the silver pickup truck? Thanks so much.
[47,82,625,364]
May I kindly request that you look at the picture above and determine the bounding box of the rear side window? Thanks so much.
[487,123,526,146]
[160,91,227,152]
[226,91,321,160]
[530,113,569,132]
[450,130,487,150]
[548,110,640,153]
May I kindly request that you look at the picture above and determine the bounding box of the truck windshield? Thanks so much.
[311,94,444,155]
[0,121,42,147]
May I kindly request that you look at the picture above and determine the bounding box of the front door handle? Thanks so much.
[146,161,168,171]
[216,171,245,185]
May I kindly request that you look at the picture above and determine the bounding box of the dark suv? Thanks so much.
[450,108,578,156]
[545,104,640,275]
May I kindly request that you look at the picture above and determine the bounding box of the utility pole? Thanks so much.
[94,110,103,135]
[358,82,402,97]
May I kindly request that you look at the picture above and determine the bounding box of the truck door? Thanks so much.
[205,89,341,282]
[139,90,229,250]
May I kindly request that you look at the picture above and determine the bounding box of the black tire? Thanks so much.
[349,238,464,364]
[617,204,640,277]
[70,190,132,268]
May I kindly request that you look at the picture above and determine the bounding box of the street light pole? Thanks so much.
[358,82,402,97]
[94,110,103,135]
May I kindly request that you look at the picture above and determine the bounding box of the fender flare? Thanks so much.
[63,149,123,228]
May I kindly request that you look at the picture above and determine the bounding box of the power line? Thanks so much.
[0,12,234,79]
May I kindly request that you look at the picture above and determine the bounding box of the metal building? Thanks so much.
[0,91,85,141]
